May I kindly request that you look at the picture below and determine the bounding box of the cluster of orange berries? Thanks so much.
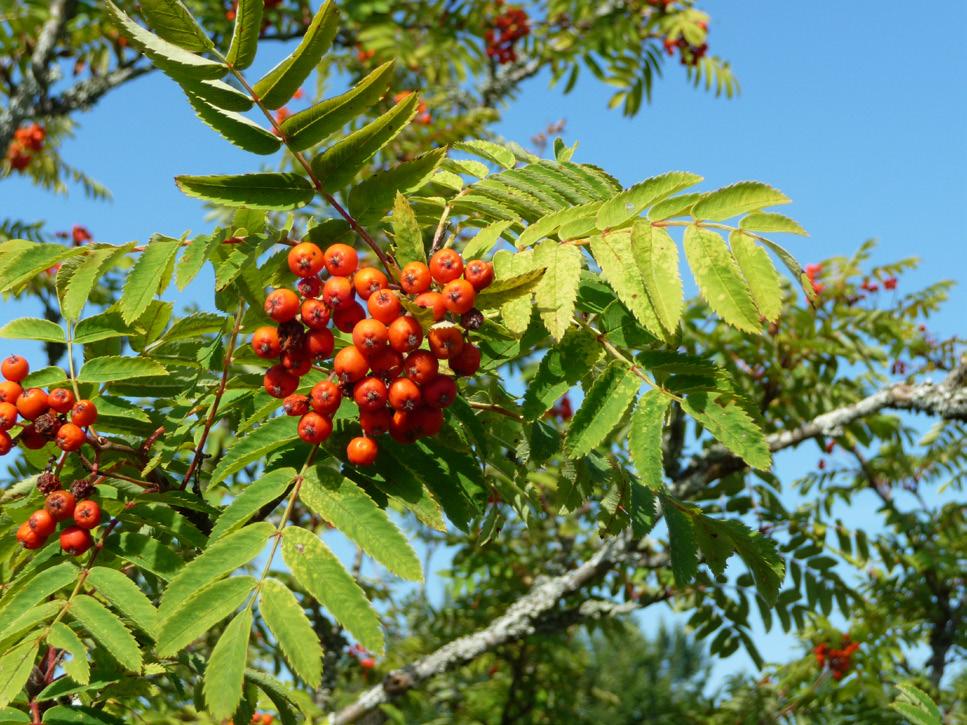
[253,242,491,465]
[663,20,709,66]
[5,123,45,172]
[485,2,530,64]
[393,91,432,126]
[16,487,101,555]
[813,634,860,681]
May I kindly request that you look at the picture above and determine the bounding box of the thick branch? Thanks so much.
[37,64,152,118]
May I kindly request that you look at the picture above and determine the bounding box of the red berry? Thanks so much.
[287,241,325,278]
[1,355,29,382]
[352,319,389,355]
[403,351,439,385]
[389,410,418,444]
[352,377,388,412]
[16,388,49,420]
[428,326,465,359]
[264,288,301,323]
[297,275,322,299]
[0,381,23,404]
[429,249,464,284]
[0,402,17,430]
[310,380,342,416]
[354,267,388,300]
[16,521,45,549]
[283,394,310,416]
[450,343,482,376]
[333,346,370,384]
[47,388,76,414]
[422,375,458,408]
[70,400,97,427]
[367,290,402,325]
[464,259,494,290]
[73,499,101,530]
[332,301,367,333]
[359,408,392,436]
[298,412,333,444]
[46,490,76,522]
[367,347,403,380]
[0,430,12,455]
[346,436,378,466]
[388,316,424,353]
[388,377,422,412]
[412,406,444,437]
[263,365,299,399]
[323,276,356,310]
[324,244,359,276]
[59,526,93,556]
[301,298,331,330]
[28,509,56,538]
[56,423,85,452]
[252,326,282,359]
[442,279,476,315]
[399,261,432,294]
[414,292,446,322]
[306,329,335,359]
[19,425,47,450]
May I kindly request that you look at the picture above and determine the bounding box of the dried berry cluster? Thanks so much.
[813,635,861,681]
[5,123,45,172]
[485,2,530,64]
[254,241,491,465]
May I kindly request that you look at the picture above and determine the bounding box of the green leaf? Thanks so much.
[73,312,134,344]
[892,683,943,725]
[138,0,213,52]
[683,225,761,334]
[243,671,300,725]
[185,92,281,155]
[119,235,181,324]
[564,363,640,458]
[210,468,296,541]
[175,173,314,211]
[204,609,252,721]
[0,639,38,708]
[159,523,272,617]
[300,467,422,581]
[595,171,702,230]
[681,392,771,470]
[590,230,666,339]
[754,236,817,304]
[209,416,298,485]
[70,595,142,673]
[282,61,395,151]
[85,567,159,638]
[631,221,683,335]
[0,244,84,293]
[103,1,225,80]
[41,706,125,724]
[691,181,790,221]
[47,623,89,686]
[474,266,546,309]
[175,233,219,290]
[0,562,77,623]
[630,391,670,490]
[179,78,253,111]
[252,0,339,109]
[391,192,425,265]
[311,93,419,190]
[694,517,784,605]
[533,241,581,341]
[259,579,323,688]
[462,221,512,261]
[156,312,228,344]
[77,356,167,383]
[348,149,446,223]
[103,533,182,580]
[20,366,68,388]
[0,318,64,343]
[521,327,600,419]
[281,526,384,653]
[662,501,698,587]
[647,192,702,221]
[516,201,601,249]
[739,212,807,236]
[155,576,256,657]
[0,706,29,723]
[452,140,516,169]
[60,245,132,321]
[225,0,263,69]
[730,232,782,323]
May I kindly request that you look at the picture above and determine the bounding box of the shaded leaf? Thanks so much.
[630,391,670,490]
[175,173,314,211]
[259,579,322,688]
[204,609,252,721]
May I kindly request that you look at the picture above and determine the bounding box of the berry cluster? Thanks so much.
[394,91,432,125]
[485,2,530,64]
[349,643,376,671]
[5,123,45,172]
[16,487,101,555]
[813,635,860,680]
[663,20,709,66]
[805,262,823,295]
[254,242,490,465]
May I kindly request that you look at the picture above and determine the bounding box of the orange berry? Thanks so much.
[388,377,422,412]
[287,241,325,278]
[252,326,282,359]
[47,388,75,414]
[367,347,403,380]
[46,490,76,522]
[427,326,465,359]
[354,267,388,300]
[306,328,335,359]
[333,346,370,384]
[352,319,389,355]
[353,377,388,412]
[16,521,45,549]
[28,509,56,537]
[59,526,93,556]
[310,380,342,416]
[400,262,432,294]
[388,316,424,353]
[414,292,446,322]
[422,375,458,408]
[346,436,378,465]
[70,400,98,427]
[450,343,482,376]
[16,388,49,420]
[1,355,29,382]
[298,412,333,444]
[73,499,101,530]
[412,406,444,437]
[280,351,312,376]
[0,402,17,430]
[265,288,301,323]
[56,423,85,452]
[324,243,359,276]
[263,365,299,399]
[359,408,392,436]
[0,381,23,404]
[429,249,464,284]
[441,279,476,314]
[0,429,11,455]
[464,259,494,290]
[301,298,331,330]
[282,394,310,416]
[332,301,367,334]
[323,276,355,310]
[402,350,438,385]
[367,289,402,325]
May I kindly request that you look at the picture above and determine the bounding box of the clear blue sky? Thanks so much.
[2,0,965,694]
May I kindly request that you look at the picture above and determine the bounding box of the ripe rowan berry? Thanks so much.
[403,350,439,385]
[0,430,12,455]
[264,365,299,399]
[464,259,494,290]
[428,326,465,359]
[333,345,370,384]
[252,326,282,359]
[306,328,335,359]
[352,319,389,355]
[15,388,48,420]
[333,300,367,333]
[323,276,355,310]
[73,499,101,529]
[353,377,388,412]
[46,490,76,522]
[60,526,93,556]
[387,316,423,353]
[301,298,331,330]
[422,375,458,408]
[283,394,310,416]
[412,406,444,437]
[310,380,342,416]
[450,342,482,376]
[389,410,418,444]
[359,408,392,436]
[365,289,401,325]
[298,412,333,444]
[1,354,29,382]
[324,244,359,276]
[0,381,23,404]
[400,261,432,294]
[265,288,301,323]
[354,267,388,299]
[16,521,44,549]
[347,436,378,466]
[28,509,56,537]
[429,249,464,284]
[367,347,403,380]
[297,275,322,299]
[0,402,17,430]
[414,292,446,322]
[442,279,476,315]
[388,377,422,412]
[70,400,98,427]
[19,425,47,450]
[281,351,312,377]
[55,423,85,452]
[288,241,325,278]
[47,388,75,414]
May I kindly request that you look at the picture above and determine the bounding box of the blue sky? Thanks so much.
[2,0,965,695]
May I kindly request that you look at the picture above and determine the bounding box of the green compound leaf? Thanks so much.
[155,576,256,657]
[175,173,315,211]
[70,595,142,673]
[185,92,281,155]
[226,0,264,69]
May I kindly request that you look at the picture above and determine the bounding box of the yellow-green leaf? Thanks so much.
[730,232,782,323]
[691,181,790,221]
[156,576,255,657]
[630,221,683,335]
[590,229,666,339]
[564,363,640,458]
[683,225,761,334]
[225,0,263,69]
[174,173,314,211]
[259,579,322,688]
[533,241,581,341]
[70,595,142,673]
[595,171,702,230]
[203,609,252,720]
